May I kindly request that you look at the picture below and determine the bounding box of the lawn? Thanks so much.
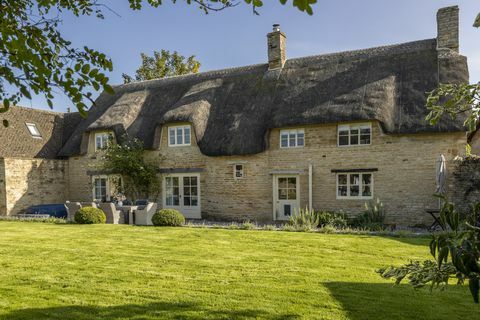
[0,222,477,320]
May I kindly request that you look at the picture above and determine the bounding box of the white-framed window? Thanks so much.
[337,172,373,199]
[280,129,305,148]
[234,164,244,179]
[25,122,41,138]
[95,132,113,152]
[92,176,109,202]
[168,125,191,146]
[338,123,371,146]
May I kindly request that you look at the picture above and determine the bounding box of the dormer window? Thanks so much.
[95,132,112,151]
[338,123,371,146]
[25,123,41,138]
[168,125,191,146]
[280,129,304,148]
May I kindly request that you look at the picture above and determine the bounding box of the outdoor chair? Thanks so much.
[99,203,122,224]
[134,202,158,226]
[65,202,82,222]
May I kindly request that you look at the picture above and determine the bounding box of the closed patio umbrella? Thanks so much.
[435,154,447,205]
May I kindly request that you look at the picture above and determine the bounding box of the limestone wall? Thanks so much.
[0,159,7,215]
[68,122,467,225]
[2,158,68,215]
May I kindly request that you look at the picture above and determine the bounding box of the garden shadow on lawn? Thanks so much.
[324,281,476,320]
[2,301,300,320]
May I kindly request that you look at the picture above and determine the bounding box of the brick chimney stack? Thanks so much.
[267,24,286,70]
[437,6,459,53]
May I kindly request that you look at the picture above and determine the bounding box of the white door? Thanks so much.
[274,175,300,221]
[163,174,201,219]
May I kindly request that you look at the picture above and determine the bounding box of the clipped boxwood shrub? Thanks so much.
[152,209,185,227]
[74,206,106,224]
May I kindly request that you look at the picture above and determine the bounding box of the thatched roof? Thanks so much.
[59,38,468,157]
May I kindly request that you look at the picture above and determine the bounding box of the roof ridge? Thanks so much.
[114,63,268,89]
[287,38,437,64]
[6,105,67,116]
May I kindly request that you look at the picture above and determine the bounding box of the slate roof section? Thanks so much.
[56,38,468,157]
[0,106,81,159]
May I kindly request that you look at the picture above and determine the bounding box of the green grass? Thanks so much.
[0,222,477,319]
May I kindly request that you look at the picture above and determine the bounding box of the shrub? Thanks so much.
[315,211,349,229]
[350,198,386,231]
[288,207,319,230]
[74,207,106,224]
[240,221,256,230]
[263,224,277,231]
[151,209,185,227]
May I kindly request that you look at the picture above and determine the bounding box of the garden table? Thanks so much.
[426,208,441,231]
[117,206,138,225]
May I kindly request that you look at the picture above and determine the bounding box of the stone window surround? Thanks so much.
[280,128,305,148]
[94,131,113,152]
[233,164,245,179]
[168,124,191,147]
[337,123,372,147]
[336,172,374,200]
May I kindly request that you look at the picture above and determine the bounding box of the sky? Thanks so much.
[17,0,480,112]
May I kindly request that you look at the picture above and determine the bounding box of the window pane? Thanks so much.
[279,189,287,200]
[350,185,359,196]
[338,186,348,197]
[190,176,197,186]
[338,174,347,185]
[184,196,191,206]
[184,187,190,196]
[350,174,359,186]
[191,197,198,206]
[169,129,175,145]
[362,186,372,197]
[281,134,288,148]
[338,135,349,146]
[183,177,190,186]
[362,174,371,185]
[184,127,191,145]
[289,133,296,147]
[278,178,287,188]
[191,186,198,196]
[287,177,296,187]
[360,135,370,145]
[173,196,179,206]
[173,177,179,186]
[166,197,172,206]
[297,132,304,147]
[287,188,297,200]
[350,133,359,145]
[177,128,183,145]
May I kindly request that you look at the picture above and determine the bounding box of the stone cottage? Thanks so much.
[0,6,473,225]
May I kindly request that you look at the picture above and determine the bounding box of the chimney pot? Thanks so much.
[273,24,280,32]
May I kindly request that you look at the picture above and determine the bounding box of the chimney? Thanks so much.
[267,24,286,70]
[437,6,459,53]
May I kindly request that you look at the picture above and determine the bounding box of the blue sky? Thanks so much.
[19,0,480,112]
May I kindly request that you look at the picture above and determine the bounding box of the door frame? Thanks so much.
[162,173,201,219]
[272,174,300,221]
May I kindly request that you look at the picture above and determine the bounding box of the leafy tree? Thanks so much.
[122,50,201,83]
[378,196,480,303]
[0,0,316,127]
[102,136,159,201]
